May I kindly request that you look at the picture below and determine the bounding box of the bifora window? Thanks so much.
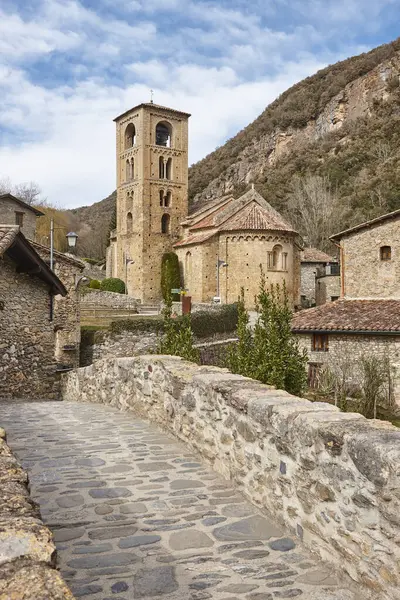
[312,333,329,352]
[380,246,392,261]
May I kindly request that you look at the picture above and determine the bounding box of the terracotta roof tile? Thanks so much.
[222,201,296,232]
[0,225,19,256]
[292,300,400,333]
[301,248,336,263]
[174,231,216,248]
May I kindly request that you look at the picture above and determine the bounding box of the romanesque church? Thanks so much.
[106,102,302,307]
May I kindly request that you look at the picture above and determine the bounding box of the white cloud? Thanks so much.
[0,0,396,208]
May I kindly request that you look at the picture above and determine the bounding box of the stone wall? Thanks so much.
[62,356,400,599]
[81,289,140,309]
[315,274,341,306]
[33,245,83,369]
[0,427,74,598]
[0,254,60,399]
[297,332,400,412]
[300,263,318,305]
[342,215,400,299]
[0,196,37,240]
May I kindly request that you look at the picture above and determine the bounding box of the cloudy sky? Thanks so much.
[0,0,399,208]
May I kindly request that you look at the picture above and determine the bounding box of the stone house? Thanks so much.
[293,209,400,410]
[0,193,43,240]
[0,225,67,399]
[174,188,302,308]
[31,242,85,369]
[300,247,339,307]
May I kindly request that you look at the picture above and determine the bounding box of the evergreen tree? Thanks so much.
[227,268,308,396]
[158,289,200,363]
[161,253,181,301]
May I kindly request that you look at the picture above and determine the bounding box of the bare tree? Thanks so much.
[287,174,343,250]
[0,177,46,206]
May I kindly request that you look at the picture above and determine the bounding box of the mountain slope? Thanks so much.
[70,37,400,257]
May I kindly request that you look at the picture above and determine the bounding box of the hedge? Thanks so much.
[110,304,238,338]
[89,279,101,289]
[100,277,126,294]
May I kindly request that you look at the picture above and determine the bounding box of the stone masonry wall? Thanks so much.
[0,426,74,598]
[301,263,318,305]
[62,356,400,599]
[297,332,400,412]
[342,216,400,299]
[81,289,140,309]
[0,255,59,399]
[0,196,37,240]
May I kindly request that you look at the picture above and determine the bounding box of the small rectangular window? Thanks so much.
[331,296,339,302]
[312,333,329,352]
[380,246,391,261]
[15,211,24,226]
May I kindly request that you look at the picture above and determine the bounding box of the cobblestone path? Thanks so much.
[0,402,361,600]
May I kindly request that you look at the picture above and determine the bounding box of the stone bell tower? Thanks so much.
[113,102,190,302]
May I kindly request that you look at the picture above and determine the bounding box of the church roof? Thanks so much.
[174,231,216,248]
[190,188,295,234]
[175,188,297,249]
[114,102,191,122]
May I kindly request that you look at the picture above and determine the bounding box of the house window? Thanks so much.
[312,333,329,352]
[380,246,391,261]
[15,212,24,226]
[331,296,339,302]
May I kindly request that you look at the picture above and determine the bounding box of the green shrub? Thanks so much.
[191,304,238,337]
[227,271,307,396]
[157,290,199,363]
[100,277,126,294]
[110,303,238,338]
[89,279,101,289]
[161,253,181,301]
[110,316,164,335]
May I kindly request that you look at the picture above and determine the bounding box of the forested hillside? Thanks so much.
[35,37,400,256]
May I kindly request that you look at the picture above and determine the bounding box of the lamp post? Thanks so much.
[49,219,79,271]
[216,258,228,302]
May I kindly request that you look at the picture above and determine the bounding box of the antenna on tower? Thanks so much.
[150,89,154,104]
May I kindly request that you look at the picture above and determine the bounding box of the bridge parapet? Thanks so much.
[62,356,400,600]
[0,427,74,598]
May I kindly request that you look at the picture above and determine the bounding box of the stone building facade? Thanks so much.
[107,102,190,302]
[294,210,400,410]
[32,242,85,369]
[300,247,338,307]
[175,188,302,308]
[330,208,400,299]
[0,225,67,399]
[0,193,43,240]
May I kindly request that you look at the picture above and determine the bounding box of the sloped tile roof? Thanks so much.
[222,201,296,232]
[301,248,336,263]
[31,241,85,270]
[330,208,400,242]
[292,300,400,333]
[174,231,216,248]
[0,225,19,256]
[190,189,295,233]
[0,194,44,216]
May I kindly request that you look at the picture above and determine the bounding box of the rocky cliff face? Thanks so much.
[190,50,400,212]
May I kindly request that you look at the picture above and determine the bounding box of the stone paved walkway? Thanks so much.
[0,402,361,600]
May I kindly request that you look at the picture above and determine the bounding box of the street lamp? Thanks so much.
[66,231,78,250]
[215,259,228,303]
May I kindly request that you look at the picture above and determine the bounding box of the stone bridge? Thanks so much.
[1,356,400,600]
